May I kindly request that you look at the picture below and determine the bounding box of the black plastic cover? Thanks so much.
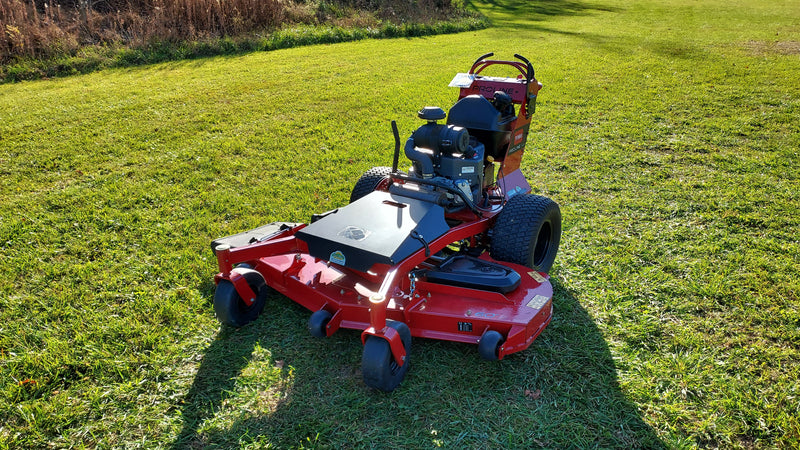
[295,191,450,273]
[425,255,521,293]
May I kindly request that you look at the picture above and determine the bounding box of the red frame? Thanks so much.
[213,56,552,364]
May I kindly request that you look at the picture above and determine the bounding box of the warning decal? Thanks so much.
[525,295,549,310]
[528,271,546,283]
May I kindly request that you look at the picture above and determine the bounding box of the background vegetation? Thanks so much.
[1,0,799,448]
[0,0,485,81]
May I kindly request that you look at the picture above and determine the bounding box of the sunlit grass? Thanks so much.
[1,0,799,447]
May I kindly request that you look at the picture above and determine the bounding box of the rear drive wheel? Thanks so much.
[214,268,269,327]
[350,166,397,203]
[478,330,504,361]
[490,194,561,272]
[361,320,412,392]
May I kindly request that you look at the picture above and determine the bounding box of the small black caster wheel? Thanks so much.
[478,330,504,361]
[213,268,270,327]
[308,309,333,338]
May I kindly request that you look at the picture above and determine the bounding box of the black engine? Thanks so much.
[402,106,486,208]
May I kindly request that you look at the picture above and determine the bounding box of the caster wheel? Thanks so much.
[361,320,411,392]
[308,310,333,338]
[478,330,504,361]
[213,268,269,327]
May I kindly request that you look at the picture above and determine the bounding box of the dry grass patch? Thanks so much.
[742,40,800,55]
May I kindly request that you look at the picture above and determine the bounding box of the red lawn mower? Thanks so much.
[211,53,561,391]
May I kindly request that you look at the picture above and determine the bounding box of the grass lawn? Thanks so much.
[1,0,799,447]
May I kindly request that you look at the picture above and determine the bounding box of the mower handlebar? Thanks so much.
[468,53,534,83]
[513,53,535,81]
[472,52,494,67]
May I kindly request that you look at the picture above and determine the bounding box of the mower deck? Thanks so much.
[213,216,553,360]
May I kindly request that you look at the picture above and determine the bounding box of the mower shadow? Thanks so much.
[170,320,266,449]
[173,279,665,448]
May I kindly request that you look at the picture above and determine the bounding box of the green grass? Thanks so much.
[1,0,799,447]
